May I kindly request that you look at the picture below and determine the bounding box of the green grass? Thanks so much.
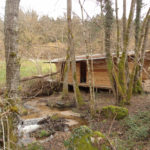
[122,111,150,141]
[22,142,44,150]
[115,111,150,150]
[0,61,6,85]
[39,130,50,138]
[0,59,56,86]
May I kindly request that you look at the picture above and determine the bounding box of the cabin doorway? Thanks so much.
[80,61,87,83]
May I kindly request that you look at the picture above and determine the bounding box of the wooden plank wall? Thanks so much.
[143,60,150,80]
[59,51,150,88]
[67,62,81,84]
[67,60,111,88]
[143,51,150,80]
[86,60,111,87]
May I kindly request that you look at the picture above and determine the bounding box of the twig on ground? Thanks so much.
[108,114,117,137]
[1,117,6,150]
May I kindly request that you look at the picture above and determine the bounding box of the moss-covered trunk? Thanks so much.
[104,0,144,105]
[3,0,21,149]
[133,0,143,94]
[62,50,70,99]
[103,0,149,105]
[4,0,20,98]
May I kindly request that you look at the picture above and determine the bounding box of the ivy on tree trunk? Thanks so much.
[104,0,149,105]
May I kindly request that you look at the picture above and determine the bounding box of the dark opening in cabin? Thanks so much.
[80,61,87,83]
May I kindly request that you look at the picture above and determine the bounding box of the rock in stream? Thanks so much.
[18,98,84,146]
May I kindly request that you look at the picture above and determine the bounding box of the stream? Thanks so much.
[18,97,86,145]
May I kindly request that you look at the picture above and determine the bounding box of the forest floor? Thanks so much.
[21,90,150,150]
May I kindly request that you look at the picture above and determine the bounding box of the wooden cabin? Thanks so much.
[51,50,150,89]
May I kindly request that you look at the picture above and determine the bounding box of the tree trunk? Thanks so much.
[104,0,139,105]
[139,9,150,74]
[79,0,95,115]
[3,1,20,149]
[104,0,118,101]
[115,0,120,58]
[123,0,126,49]
[133,0,143,94]
[104,0,149,105]
[67,0,83,107]
[100,0,105,53]
[4,0,20,98]
[62,49,70,99]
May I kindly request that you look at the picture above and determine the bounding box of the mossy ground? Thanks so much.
[35,92,150,150]
[87,92,150,150]
[1,87,149,150]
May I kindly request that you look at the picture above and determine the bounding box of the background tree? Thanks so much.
[0,7,149,61]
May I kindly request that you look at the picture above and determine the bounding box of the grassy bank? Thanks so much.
[0,59,56,86]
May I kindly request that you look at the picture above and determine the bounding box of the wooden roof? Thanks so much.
[49,50,150,63]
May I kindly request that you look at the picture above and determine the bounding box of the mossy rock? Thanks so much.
[64,126,112,150]
[49,100,76,109]
[101,105,128,120]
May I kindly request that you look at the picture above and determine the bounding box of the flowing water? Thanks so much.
[18,97,86,145]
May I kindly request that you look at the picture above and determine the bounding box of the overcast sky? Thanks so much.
[0,0,149,19]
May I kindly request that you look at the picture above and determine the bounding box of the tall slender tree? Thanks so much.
[104,0,149,105]
[67,0,83,107]
[4,0,20,98]
[62,5,71,98]
[115,0,120,57]
[133,0,150,94]
[79,0,95,115]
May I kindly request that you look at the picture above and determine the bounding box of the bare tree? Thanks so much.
[104,0,150,105]
[67,0,83,107]
[115,0,120,57]
[4,0,20,98]
[139,8,150,76]
[133,1,150,93]
[123,0,126,49]
[79,0,95,115]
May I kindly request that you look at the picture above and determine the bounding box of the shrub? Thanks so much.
[64,126,112,150]
[39,130,50,138]
[122,111,150,141]
[101,105,128,120]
